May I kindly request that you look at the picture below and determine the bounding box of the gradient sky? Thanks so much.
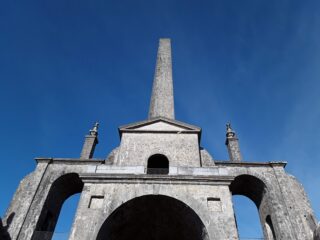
[1,0,320,238]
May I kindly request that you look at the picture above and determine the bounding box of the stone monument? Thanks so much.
[2,39,319,240]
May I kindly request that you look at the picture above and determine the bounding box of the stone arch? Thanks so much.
[230,174,277,239]
[230,174,267,208]
[147,154,169,174]
[96,194,209,240]
[32,173,83,240]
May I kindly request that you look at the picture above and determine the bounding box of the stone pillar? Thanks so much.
[80,123,99,159]
[225,123,242,162]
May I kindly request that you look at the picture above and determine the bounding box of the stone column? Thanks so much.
[80,123,99,159]
[225,123,242,162]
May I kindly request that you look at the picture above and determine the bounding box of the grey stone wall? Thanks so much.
[116,132,201,167]
[3,158,317,240]
[3,160,50,240]
[217,161,317,240]
[4,159,103,240]
[69,176,238,240]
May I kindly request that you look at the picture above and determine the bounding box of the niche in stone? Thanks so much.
[89,196,104,209]
[96,195,209,240]
[147,154,169,174]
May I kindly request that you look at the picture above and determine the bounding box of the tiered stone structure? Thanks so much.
[1,39,318,240]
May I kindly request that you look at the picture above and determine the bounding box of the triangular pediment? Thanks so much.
[131,121,189,131]
[119,117,201,133]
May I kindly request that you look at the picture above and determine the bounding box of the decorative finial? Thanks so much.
[226,122,235,138]
[89,122,99,136]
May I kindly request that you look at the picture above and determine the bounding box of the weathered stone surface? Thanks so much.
[4,160,51,239]
[70,175,237,240]
[314,223,320,240]
[148,39,175,119]
[5,159,316,240]
[200,148,215,166]
[116,132,201,167]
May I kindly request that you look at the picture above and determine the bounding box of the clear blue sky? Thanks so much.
[1,0,320,238]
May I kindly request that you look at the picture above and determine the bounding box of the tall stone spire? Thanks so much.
[148,38,175,119]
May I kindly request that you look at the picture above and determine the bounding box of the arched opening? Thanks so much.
[265,215,276,240]
[53,193,81,239]
[96,195,209,240]
[232,196,263,239]
[147,154,169,174]
[32,173,83,240]
[230,175,266,208]
[230,174,268,240]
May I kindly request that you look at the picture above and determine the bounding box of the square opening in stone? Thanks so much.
[207,197,222,212]
[89,196,104,209]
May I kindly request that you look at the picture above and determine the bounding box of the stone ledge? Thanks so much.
[35,158,105,165]
[79,173,234,185]
[92,165,229,176]
[215,161,287,168]
[95,166,145,174]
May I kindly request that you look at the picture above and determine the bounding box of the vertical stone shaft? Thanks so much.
[226,138,242,162]
[225,124,242,162]
[80,136,98,159]
[80,123,99,159]
[148,38,175,119]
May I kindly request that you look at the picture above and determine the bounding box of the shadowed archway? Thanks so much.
[96,195,209,240]
[230,174,277,240]
[230,174,266,208]
[32,173,83,240]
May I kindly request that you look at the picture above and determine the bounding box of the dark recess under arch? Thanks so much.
[96,195,209,240]
[230,174,266,208]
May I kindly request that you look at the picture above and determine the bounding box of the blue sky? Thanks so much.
[1,0,320,238]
